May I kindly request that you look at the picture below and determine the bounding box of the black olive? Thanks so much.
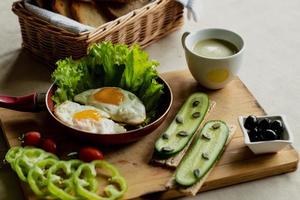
[276,133,281,140]
[257,118,271,131]
[244,115,257,130]
[257,131,266,141]
[248,127,266,142]
[249,133,260,142]
[248,127,258,136]
[262,129,278,141]
[270,120,284,135]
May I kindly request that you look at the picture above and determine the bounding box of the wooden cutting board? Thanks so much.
[0,70,298,200]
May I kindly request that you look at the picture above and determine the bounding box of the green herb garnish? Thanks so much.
[51,42,164,122]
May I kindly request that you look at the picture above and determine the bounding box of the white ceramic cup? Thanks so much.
[182,28,245,89]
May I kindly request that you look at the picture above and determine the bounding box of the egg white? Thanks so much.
[54,101,126,134]
[74,87,146,125]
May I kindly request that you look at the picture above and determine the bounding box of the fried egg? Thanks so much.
[74,87,146,125]
[54,101,126,134]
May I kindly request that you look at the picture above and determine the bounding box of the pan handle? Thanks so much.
[0,92,46,112]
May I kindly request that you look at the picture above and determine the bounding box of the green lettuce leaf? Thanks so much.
[52,42,164,122]
[120,45,159,94]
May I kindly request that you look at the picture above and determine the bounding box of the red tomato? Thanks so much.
[79,147,104,162]
[23,131,41,147]
[42,138,57,154]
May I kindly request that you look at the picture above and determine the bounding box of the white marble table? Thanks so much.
[0,0,299,199]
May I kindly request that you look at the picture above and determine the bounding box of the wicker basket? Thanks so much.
[12,0,184,66]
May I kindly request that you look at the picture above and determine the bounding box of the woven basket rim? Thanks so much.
[12,0,173,38]
[13,0,184,65]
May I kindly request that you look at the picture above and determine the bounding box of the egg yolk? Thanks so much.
[73,110,101,121]
[93,88,124,105]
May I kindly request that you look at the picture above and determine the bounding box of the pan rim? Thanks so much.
[45,76,173,136]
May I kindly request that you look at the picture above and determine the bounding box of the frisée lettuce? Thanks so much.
[52,42,164,122]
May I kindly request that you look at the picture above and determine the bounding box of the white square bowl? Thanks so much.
[238,115,293,154]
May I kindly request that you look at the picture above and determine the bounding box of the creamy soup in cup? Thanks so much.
[182,28,245,89]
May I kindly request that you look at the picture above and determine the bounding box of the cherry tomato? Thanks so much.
[79,147,104,162]
[23,131,41,147]
[42,138,57,154]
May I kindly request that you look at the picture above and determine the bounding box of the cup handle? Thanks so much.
[181,32,190,50]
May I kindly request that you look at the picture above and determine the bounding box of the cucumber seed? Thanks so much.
[162,133,169,140]
[202,152,210,160]
[202,133,211,140]
[212,123,220,129]
[192,101,200,107]
[193,168,201,178]
[177,131,188,137]
[161,147,174,152]
[192,112,201,118]
[176,115,183,124]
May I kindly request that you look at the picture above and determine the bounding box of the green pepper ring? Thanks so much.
[47,160,83,200]
[5,146,23,170]
[5,146,36,169]
[5,147,127,200]
[14,148,57,182]
[73,160,127,200]
[27,158,58,199]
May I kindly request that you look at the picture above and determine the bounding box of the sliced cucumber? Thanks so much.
[175,120,229,186]
[154,93,209,158]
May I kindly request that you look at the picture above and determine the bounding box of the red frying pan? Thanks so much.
[0,77,173,144]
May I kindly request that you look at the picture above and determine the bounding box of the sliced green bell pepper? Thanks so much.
[5,146,23,170]
[28,158,58,199]
[73,160,127,200]
[14,148,57,182]
[47,160,83,200]
[5,147,128,200]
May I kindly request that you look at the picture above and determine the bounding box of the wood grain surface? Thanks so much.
[0,70,298,200]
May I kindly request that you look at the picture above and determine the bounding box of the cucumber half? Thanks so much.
[154,93,209,158]
[175,120,229,186]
